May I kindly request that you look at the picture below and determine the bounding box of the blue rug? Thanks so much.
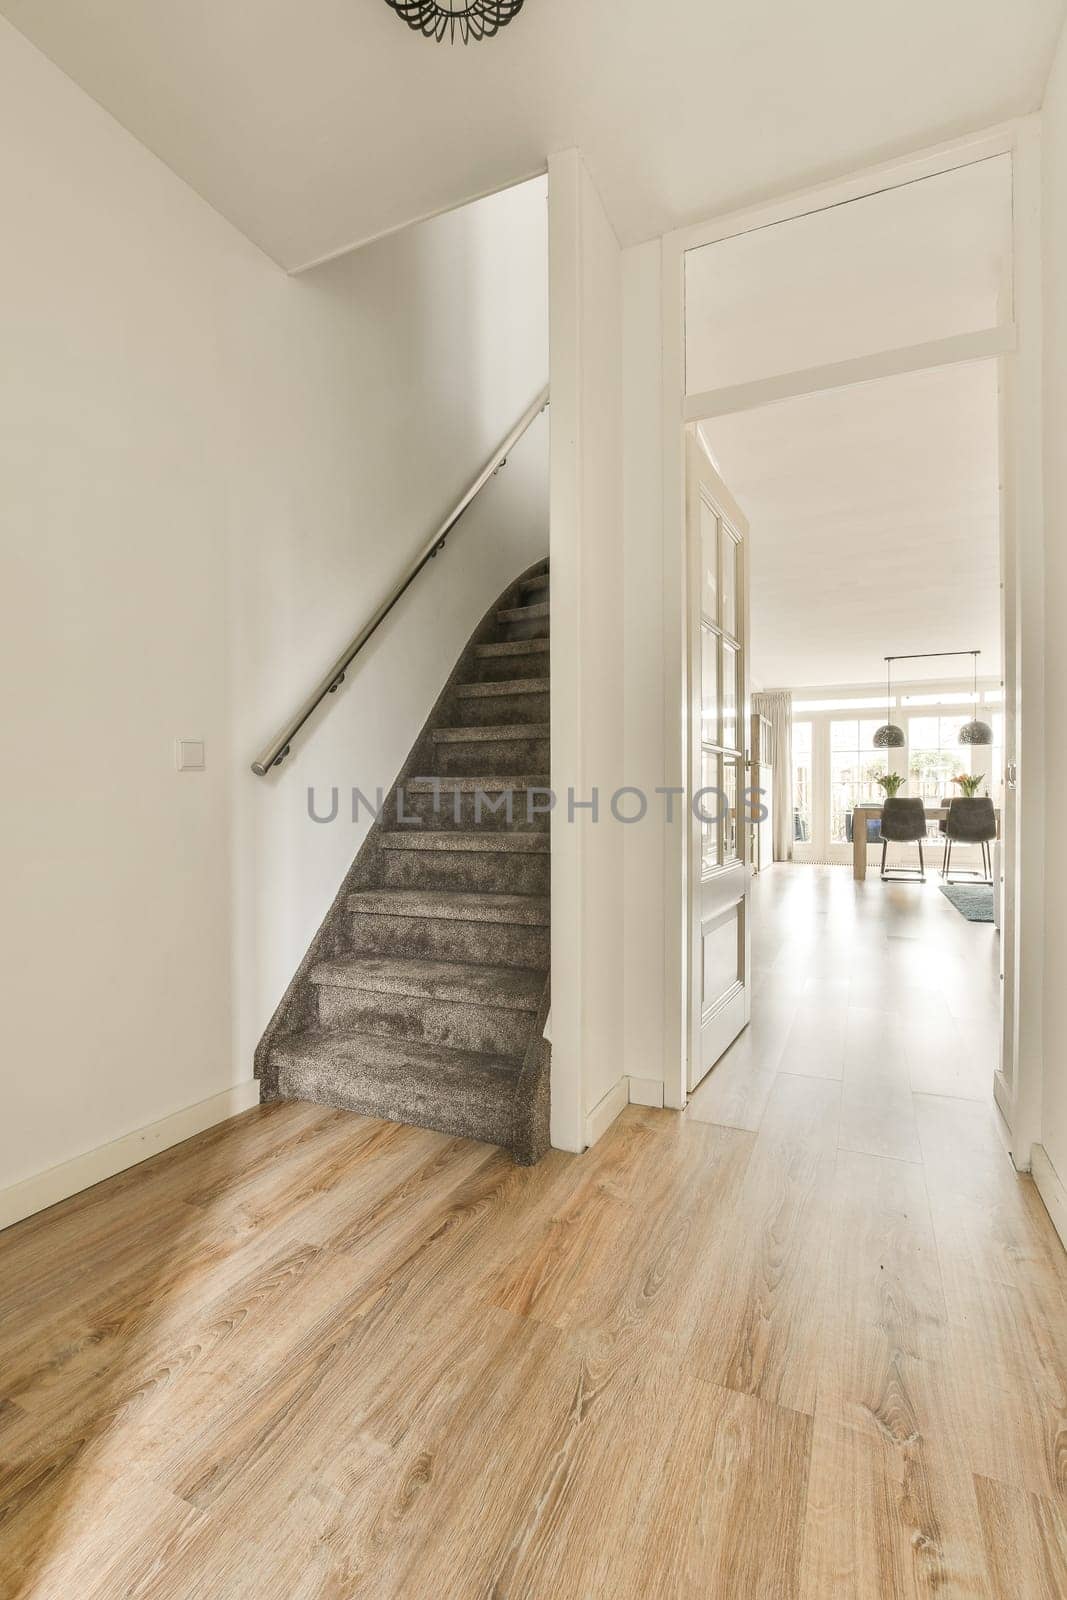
[939,883,994,923]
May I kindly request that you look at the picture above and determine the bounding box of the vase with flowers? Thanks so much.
[875,772,905,798]
[952,773,984,798]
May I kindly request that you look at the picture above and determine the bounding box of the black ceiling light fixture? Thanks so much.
[873,657,906,749]
[382,0,526,44]
[877,650,995,747]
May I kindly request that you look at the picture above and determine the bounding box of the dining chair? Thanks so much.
[942,796,997,883]
[879,797,928,882]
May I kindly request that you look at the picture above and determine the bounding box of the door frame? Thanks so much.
[659,118,1044,1157]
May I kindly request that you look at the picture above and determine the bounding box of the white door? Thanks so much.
[687,429,752,1092]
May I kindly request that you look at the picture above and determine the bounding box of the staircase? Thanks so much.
[255,562,552,1165]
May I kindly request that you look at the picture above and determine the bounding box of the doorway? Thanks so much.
[663,127,1039,1151]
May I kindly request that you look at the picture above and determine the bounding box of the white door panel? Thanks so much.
[687,431,751,1093]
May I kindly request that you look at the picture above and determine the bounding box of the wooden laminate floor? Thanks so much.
[2,866,1066,1597]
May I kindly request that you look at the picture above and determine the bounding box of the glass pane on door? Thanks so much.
[722,531,738,639]
[723,757,741,862]
[722,641,738,751]
[701,625,719,745]
[701,500,719,621]
[701,748,721,872]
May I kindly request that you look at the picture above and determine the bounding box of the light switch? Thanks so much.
[175,738,205,771]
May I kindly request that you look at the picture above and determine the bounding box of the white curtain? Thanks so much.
[753,691,793,862]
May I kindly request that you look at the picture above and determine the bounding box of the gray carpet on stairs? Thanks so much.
[253,561,552,1165]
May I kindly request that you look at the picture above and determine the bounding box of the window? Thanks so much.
[908,715,972,806]
[900,692,973,707]
[793,721,813,844]
[830,719,889,844]
[793,696,889,713]
[787,688,1003,861]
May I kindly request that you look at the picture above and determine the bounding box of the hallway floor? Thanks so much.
[1,867,1065,1597]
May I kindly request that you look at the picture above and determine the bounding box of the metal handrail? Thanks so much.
[251,385,549,776]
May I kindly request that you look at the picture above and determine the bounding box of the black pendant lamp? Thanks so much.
[382,0,526,43]
[873,658,905,749]
[959,650,994,746]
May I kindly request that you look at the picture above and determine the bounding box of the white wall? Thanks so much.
[548,151,625,1148]
[1040,17,1067,1191]
[0,16,548,1209]
[0,18,239,1201]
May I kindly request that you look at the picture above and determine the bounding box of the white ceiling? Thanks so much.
[700,363,1001,691]
[1,0,1063,269]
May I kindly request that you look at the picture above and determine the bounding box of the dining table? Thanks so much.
[850,803,1001,882]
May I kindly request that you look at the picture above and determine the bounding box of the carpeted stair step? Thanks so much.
[432,722,550,743]
[473,637,549,683]
[309,955,544,1053]
[519,574,550,595]
[379,831,550,854]
[496,601,550,640]
[497,602,549,623]
[373,830,550,893]
[349,888,549,923]
[399,775,552,831]
[431,723,550,776]
[270,1029,522,1148]
[451,678,549,727]
[455,676,549,696]
[347,888,550,967]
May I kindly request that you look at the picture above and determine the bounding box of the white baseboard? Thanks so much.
[582,1074,672,1147]
[584,1077,630,1148]
[1032,1144,1067,1254]
[0,1080,261,1232]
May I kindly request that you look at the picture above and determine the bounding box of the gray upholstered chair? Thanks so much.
[879,797,928,882]
[942,796,997,883]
